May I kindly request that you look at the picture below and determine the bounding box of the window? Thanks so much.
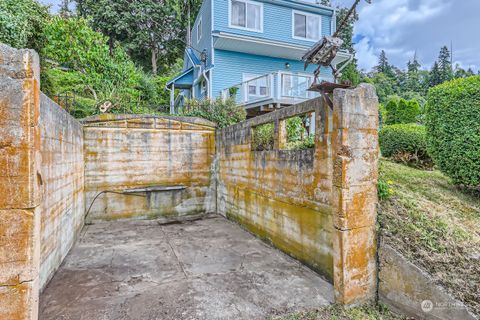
[230,0,263,32]
[293,11,321,41]
[243,73,268,98]
[197,18,202,43]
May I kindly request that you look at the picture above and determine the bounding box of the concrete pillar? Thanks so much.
[274,119,287,150]
[331,83,379,305]
[0,44,42,320]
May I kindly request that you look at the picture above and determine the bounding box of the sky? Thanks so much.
[40,0,479,72]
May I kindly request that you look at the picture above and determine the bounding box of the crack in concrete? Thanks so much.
[0,278,34,287]
[160,225,189,280]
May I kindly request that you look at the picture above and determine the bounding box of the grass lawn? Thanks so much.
[270,304,405,320]
[378,159,480,316]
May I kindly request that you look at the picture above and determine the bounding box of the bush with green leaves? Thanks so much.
[0,0,49,50]
[40,17,167,118]
[284,115,315,150]
[379,124,432,168]
[425,76,480,186]
[181,98,246,128]
[251,123,274,151]
[384,96,422,125]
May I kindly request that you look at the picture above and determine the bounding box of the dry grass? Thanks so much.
[378,159,480,316]
[270,304,406,320]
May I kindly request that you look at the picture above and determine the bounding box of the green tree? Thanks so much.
[41,17,165,117]
[429,61,442,87]
[79,0,130,55]
[405,53,422,92]
[0,0,49,50]
[78,0,196,75]
[384,96,421,125]
[437,46,453,83]
[375,50,392,75]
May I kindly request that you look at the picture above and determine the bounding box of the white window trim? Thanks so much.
[291,10,322,42]
[197,17,202,43]
[228,0,264,33]
[243,73,269,97]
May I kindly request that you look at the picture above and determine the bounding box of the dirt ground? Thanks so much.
[40,215,334,320]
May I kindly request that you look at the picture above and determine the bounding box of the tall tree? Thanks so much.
[375,50,392,75]
[405,53,421,92]
[429,61,442,87]
[437,46,453,83]
[78,0,186,74]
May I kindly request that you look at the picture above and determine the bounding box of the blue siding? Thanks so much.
[213,0,332,47]
[190,0,213,68]
[212,49,332,98]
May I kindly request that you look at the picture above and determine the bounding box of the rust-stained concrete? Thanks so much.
[0,44,42,320]
[38,94,85,290]
[215,85,379,305]
[82,114,216,221]
[1,40,380,318]
[39,216,334,320]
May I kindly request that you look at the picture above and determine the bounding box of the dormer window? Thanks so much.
[230,0,263,32]
[292,11,321,41]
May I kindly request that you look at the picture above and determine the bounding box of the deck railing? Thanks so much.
[221,72,318,106]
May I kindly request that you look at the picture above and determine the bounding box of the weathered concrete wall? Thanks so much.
[0,44,42,320]
[38,94,84,289]
[216,84,379,305]
[82,114,216,221]
[0,44,85,319]
[379,244,477,320]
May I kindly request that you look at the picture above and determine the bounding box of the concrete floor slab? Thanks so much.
[40,216,334,320]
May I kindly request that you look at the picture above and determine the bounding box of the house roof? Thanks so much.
[166,67,194,89]
[186,48,201,66]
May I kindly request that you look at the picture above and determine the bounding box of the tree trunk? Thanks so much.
[108,36,114,57]
[151,48,157,75]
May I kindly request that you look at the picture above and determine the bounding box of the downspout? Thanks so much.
[166,84,174,114]
[202,69,210,99]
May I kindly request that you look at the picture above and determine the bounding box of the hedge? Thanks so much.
[379,124,432,168]
[384,97,421,125]
[425,76,480,186]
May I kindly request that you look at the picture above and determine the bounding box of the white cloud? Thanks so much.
[333,0,479,72]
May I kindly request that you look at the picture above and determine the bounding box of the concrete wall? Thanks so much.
[216,84,379,305]
[38,94,84,289]
[0,44,42,320]
[0,44,86,320]
[82,114,216,221]
[379,244,477,320]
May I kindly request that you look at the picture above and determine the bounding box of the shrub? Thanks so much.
[379,124,432,168]
[284,114,315,150]
[251,123,274,151]
[0,0,49,50]
[384,96,422,125]
[182,97,246,128]
[425,76,480,186]
[40,17,165,117]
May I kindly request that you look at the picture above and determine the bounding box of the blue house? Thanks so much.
[167,0,352,117]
